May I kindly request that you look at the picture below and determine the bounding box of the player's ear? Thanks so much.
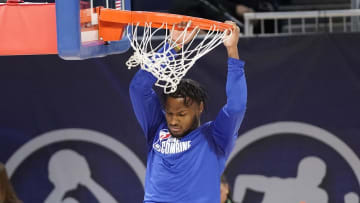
[199,101,204,114]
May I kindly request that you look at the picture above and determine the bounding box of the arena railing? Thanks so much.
[243,9,360,37]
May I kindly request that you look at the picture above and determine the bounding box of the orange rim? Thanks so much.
[80,8,234,42]
[99,9,233,31]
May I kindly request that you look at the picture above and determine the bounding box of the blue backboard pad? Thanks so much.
[55,0,131,60]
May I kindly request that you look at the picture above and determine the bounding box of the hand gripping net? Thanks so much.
[125,22,232,94]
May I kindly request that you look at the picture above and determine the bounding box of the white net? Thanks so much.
[126,21,232,94]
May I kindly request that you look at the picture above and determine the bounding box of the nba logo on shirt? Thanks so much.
[153,129,191,154]
[159,130,171,141]
[153,130,171,152]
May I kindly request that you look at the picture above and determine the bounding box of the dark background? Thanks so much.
[0,33,360,202]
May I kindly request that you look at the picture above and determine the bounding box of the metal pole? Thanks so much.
[261,20,265,34]
[301,18,305,33]
[288,18,292,34]
[244,14,252,36]
[329,17,333,33]
[343,16,347,32]
[351,0,360,31]
[352,0,360,9]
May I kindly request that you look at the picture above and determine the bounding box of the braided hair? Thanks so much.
[163,79,207,109]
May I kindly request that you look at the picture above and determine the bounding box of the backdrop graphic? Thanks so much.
[0,33,359,202]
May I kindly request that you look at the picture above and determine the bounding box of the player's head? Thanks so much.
[163,79,207,138]
[297,156,326,186]
[48,150,91,190]
[221,174,232,203]
[0,163,6,203]
[0,163,22,203]
[344,192,359,203]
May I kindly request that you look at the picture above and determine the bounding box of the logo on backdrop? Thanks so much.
[233,156,328,203]
[227,121,360,203]
[5,129,146,203]
[44,149,118,203]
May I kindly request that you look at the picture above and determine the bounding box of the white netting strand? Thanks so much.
[126,22,232,94]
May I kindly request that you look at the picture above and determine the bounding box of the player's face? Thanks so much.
[165,97,203,138]
[220,183,229,203]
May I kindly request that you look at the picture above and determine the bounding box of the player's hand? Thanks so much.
[223,21,240,48]
[236,5,254,16]
[170,21,198,47]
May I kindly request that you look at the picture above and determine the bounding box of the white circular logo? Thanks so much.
[5,128,146,186]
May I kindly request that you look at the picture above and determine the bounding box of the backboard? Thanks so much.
[55,0,131,60]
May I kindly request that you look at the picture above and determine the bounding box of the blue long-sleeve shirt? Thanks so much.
[129,53,247,203]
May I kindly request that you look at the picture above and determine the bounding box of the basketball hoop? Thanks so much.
[98,10,234,93]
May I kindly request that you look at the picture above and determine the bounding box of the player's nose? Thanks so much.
[168,116,179,126]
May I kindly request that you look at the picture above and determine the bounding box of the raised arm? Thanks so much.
[130,22,196,144]
[129,68,164,144]
[211,22,247,157]
[129,43,177,143]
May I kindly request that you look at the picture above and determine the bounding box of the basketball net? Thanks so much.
[125,22,232,93]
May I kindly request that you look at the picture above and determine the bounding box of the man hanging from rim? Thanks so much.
[129,21,247,203]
